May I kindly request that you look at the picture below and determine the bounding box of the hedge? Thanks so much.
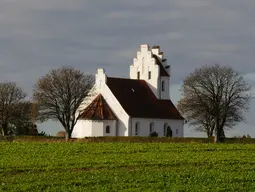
[1,135,255,144]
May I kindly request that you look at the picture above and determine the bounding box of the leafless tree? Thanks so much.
[33,66,95,140]
[11,101,36,135]
[0,82,27,136]
[177,64,251,142]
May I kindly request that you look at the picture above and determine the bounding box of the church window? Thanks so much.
[149,122,154,133]
[106,125,110,134]
[176,129,179,135]
[164,123,172,137]
[164,123,168,136]
[164,124,172,137]
[135,122,140,136]
[137,71,140,79]
[167,126,172,137]
[162,81,165,91]
[148,71,151,79]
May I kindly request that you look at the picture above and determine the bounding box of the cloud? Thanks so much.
[0,0,87,11]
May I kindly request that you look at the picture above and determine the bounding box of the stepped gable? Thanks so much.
[152,54,169,77]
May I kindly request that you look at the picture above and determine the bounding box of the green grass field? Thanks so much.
[1,142,255,191]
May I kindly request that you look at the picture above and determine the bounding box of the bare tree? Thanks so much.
[11,101,35,135]
[178,97,217,137]
[177,64,251,142]
[33,66,95,140]
[0,82,27,136]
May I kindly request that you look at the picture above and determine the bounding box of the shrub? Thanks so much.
[56,131,66,137]
[247,134,252,138]
[37,131,48,136]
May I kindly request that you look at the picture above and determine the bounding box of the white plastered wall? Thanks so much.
[130,44,160,98]
[160,76,170,100]
[72,120,117,138]
[72,120,92,138]
[90,120,117,136]
[72,68,130,138]
[103,120,117,136]
[130,44,171,100]
[131,118,184,137]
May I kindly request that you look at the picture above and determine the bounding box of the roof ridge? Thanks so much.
[99,94,103,119]
[107,76,146,82]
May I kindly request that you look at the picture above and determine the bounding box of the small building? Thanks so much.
[72,44,184,138]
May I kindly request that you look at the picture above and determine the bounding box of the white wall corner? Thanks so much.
[152,46,163,59]
[140,44,149,53]
[152,47,159,55]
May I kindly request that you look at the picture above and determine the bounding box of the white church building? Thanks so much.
[72,44,184,138]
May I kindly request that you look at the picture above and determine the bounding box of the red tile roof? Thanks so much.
[79,94,117,120]
[152,54,169,77]
[106,77,184,120]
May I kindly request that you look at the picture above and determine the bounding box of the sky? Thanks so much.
[1,0,255,137]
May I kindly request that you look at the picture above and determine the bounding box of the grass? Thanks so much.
[1,142,255,191]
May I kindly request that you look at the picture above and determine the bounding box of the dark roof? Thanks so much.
[80,94,117,120]
[152,45,160,49]
[152,54,169,77]
[106,77,184,120]
[152,45,163,55]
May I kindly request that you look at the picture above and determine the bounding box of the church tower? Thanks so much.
[130,44,171,100]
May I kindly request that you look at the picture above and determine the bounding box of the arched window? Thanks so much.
[167,126,172,137]
[150,122,154,133]
[164,123,172,137]
[148,71,151,79]
[106,125,110,134]
[176,129,179,135]
[162,81,165,91]
[137,71,140,79]
[164,123,168,136]
[135,122,140,136]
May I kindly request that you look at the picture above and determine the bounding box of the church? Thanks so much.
[71,44,184,138]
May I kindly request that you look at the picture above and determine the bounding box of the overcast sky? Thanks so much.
[1,0,255,137]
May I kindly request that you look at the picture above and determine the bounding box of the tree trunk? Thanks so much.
[65,130,72,141]
[214,128,225,143]
[214,130,219,143]
[2,123,8,136]
[0,127,3,136]
[65,131,69,141]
